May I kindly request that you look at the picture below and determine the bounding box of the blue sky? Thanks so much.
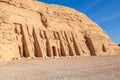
[38,0,120,44]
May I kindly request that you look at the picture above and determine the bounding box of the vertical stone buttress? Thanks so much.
[72,32,83,56]
[15,23,48,58]
[74,32,90,56]
[14,23,100,58]
[21,24,35,57]
[57,31,70,57]
[33,27,47,58]
[44,30,60,57]
[84,34,108,55]
[84,36,96,56]
[64,31,76,56]
[14,23,23,57]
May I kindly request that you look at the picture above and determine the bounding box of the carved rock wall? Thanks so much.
[0,0,120,60]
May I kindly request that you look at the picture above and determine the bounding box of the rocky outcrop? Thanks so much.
[0,0,120,60]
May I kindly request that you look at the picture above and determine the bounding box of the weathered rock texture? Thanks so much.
[0,0,120,60]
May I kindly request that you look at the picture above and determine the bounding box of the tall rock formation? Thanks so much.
[0,0,120,60]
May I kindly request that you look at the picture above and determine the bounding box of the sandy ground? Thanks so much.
[0,56,120,80]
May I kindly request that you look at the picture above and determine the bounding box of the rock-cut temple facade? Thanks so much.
[0,0,120,60]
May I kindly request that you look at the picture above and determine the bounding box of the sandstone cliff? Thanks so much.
[0,0,120,60]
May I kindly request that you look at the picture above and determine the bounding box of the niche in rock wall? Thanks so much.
[52,46,57,56]
[84,36,96,56]
[102,44,106,52]
[14,23,30,57]
[21,24,31,57]
[14,23,23,57]
[64,31,76,56]
[33,28,42,57]
[56,32,66,56]
[39,13,48,28]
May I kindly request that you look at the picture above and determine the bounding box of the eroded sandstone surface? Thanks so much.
[0,0,120,60]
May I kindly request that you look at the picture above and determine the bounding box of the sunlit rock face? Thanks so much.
[0,0,120,60]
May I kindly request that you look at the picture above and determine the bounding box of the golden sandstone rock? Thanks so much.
[0,0,120,60]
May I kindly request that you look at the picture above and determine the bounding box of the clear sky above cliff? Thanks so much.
[38,0,120,44]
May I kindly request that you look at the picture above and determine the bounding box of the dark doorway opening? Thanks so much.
[23,43,27,57]
[102,44,106,52]
[52,46,57,56]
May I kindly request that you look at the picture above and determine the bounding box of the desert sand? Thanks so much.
[0,56,120,80]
